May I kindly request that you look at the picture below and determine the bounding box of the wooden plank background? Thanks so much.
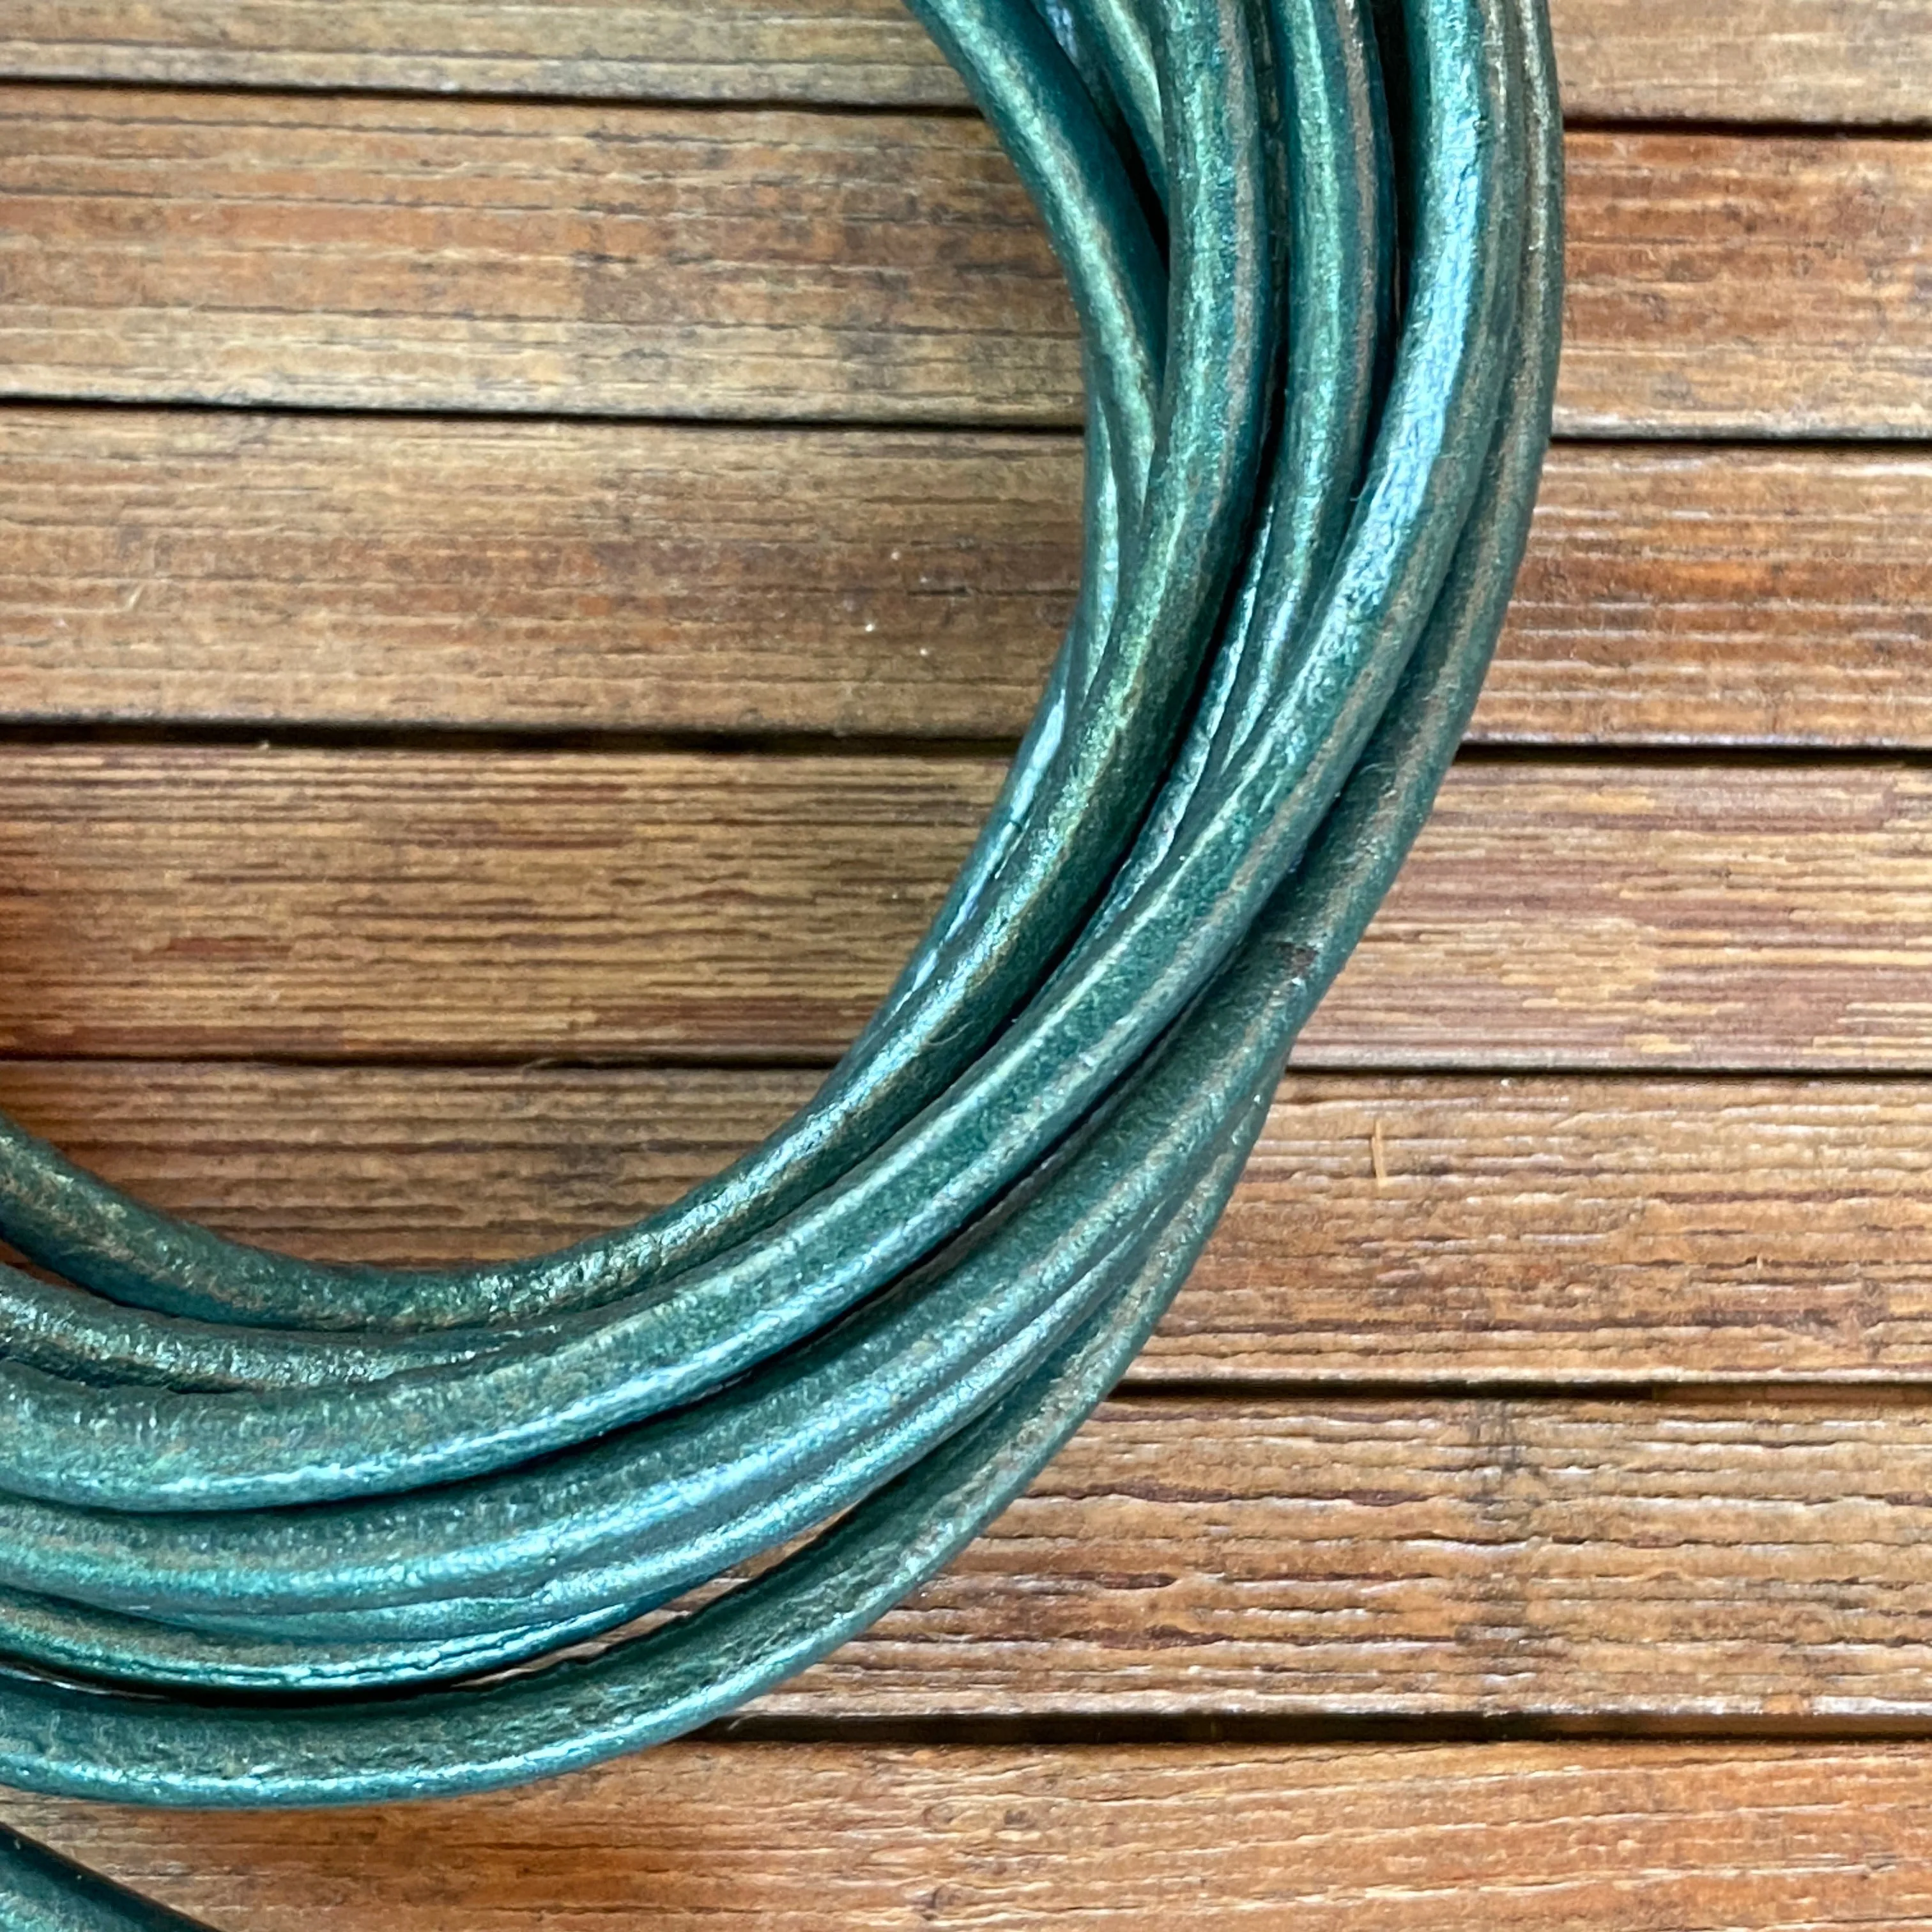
[1,3,1930,1926]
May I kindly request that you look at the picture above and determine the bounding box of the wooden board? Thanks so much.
[1498,445,1932,748]
[5,0,1931,125]
[8,1741,1932,1931]
[0,413,1082,740]
[0,1,975,108]
[6,418,1929,747]
[1557,133,1932,438]
[3,93,1928,436]
[735,1396,1932,1719]
[0,1397,1914,1721]
[8,1061,1932,1386]
[1548,0,1932,125]
[0,747,1928,1068]
[0,89,1080,427]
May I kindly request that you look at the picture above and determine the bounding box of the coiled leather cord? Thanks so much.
[0,0,1561,1920]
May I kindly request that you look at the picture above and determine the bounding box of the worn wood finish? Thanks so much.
[0,747,1928,1068]
[11,1742,1932,1931]
[11,1389,1932,1721]
[1548,0,1932,125]
[8,418,1929,747]
[1177,1073,1932,1383]
[0,743,990,1062]
[0,1,974,107]
[6,0,1932,126]
[1558,133,1932,438]
[1497,445,1932,747]
[736,1397,1932,1719]
[8,1061,1932,1386]
[0,412,1082,739]
[0,1397,1869,1723]
[0,89,1080,426]
[3,94,1928,436]
[0,89,1080,428]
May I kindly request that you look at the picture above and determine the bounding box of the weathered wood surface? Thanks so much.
[3,93,1928,436]
[1501,445,1932,748]
[6,0,1931,126]
[1549,0,1932,125]
[11,1741,1932,1931]
[1558,134,1932,438]
[0,90,1078,428]
[1,747,1928,1067]
[0,1,971,107]
[7,417,1929,747]
[742,1397,1932,1719]
[0,413,1081,740]
[7,1062,1932,1386]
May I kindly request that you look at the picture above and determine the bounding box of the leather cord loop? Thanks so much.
[0,0,1561,1919]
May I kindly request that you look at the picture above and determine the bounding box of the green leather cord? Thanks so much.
[0,0,1561,1920]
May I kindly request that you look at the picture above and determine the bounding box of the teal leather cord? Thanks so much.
[0,0,1561,1921]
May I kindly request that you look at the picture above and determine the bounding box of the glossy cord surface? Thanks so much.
[0,0,1561,1921]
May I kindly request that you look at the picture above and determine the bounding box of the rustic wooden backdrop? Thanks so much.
[1,1,1931,1924]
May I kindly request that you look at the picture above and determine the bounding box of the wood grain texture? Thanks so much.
[7,1392,1932,1721]
[1155,1075,1932,1384]
[742,1397,1932,1719]
[2,92,1927,436]
[0,411,1082,739]
[0,88,1080,427]
[1,747,1928,1068]
[8,1062,1932,1385]
[1558,133,1932,438]
[0,0,974,107]
[10,1741,1932,1931]
[0,1,1924,1913]
[5,0,1931,125]
[1497,445,1932,747]
[1549,0,1932,125]
[7,418,1929,747]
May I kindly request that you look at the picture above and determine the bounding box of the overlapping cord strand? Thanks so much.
[0,0,1561,1921]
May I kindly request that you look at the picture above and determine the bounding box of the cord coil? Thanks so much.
[0,0,1560,1920]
